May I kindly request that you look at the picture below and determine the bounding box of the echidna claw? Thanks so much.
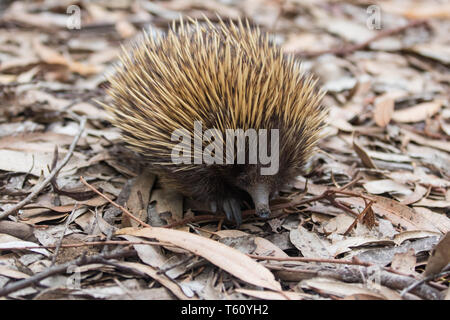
[222,198,242,227]
[209,200,218,213]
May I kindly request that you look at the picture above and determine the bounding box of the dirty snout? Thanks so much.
[246,183,271,218]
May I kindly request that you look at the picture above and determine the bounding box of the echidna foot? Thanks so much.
[210,198,242,227]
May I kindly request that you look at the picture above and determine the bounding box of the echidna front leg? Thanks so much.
[210,198,242,226]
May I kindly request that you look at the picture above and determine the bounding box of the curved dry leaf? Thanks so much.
[411,207,450,234]
[425,233,450,276]
[353,137,377,169]
[403,129,450,153]
[289,226,332,258]
[391,248,417,275]
[393,230,442,245]
[328,236,393,256]
[116,227,281,291]
[400,184,428,205]
[32,38,101,76]
[215,230,288,258]
[0,266,30,279]
[0,234,50,256]
[374,94,395,127]
[122,171,155,227]
[413,198,450,208]
[149,189,183,224]
[363,179,412,195]
[254,237,289,258]
[372,196,442,232]
[117,261,193,300]
[300,277,401,300]
[392,100,443,123]
[340,195,444,232]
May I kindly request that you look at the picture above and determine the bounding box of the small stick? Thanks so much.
[247,254,372,267]
[0,117,86,220]
[51,202,78,265]
[337,175,362,191]
[0,247,136,297]
[343,200,374,236]
[0,240,174,251]
[400,270,450,298]
[80,176,152,228]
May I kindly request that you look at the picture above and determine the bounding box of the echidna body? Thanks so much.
[105,18,327,225]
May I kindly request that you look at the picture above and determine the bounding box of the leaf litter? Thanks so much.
[0,0,449,300]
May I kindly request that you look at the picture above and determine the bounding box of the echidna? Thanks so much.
[105,17,327,225]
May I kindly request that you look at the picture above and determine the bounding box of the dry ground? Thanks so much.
[0,0,449,300]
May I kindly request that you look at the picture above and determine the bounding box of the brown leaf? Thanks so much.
[391,248,417,275]
[116,227,282,291]
[424,233,450,276]
[149,188,184,225]
[353,137,377,169]
[117,261,192,300]
[400,184,428,205]
[33,39,101,76]
[392,100,443,123]
[289,226,332,258]
[122,171,156,227]
[373,93,395,127]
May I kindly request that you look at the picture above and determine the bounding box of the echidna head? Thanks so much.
[226,162,290,219]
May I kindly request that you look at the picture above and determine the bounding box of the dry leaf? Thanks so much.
[373,93,395,127]
[33,39,101,76]
[290,226,332,258]
[425,233,450,276]
[392,100,443,123]
[353,137,377,169]
[391,248,417,275]
[117,261,192,300]
[363,179,412,195]
[400,184,428,205]
[122,171,155,227]
[116,227,282,291]
[300,277,401,300]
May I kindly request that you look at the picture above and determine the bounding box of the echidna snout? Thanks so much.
[245,183,271,219]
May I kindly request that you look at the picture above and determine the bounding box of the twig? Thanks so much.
[250,254,418,278]
[266,264,442,300]
[320,266,442,300]
[50,202,78,266]
[343,200,374,235]
[400,270,450,298]
[0,240,174,251]
[165,182,372,228]
[0,117,87,220]
[298,19,427,57]
[0,247,136,297]
[247,254,372,267]
[163,214,221,229]
[80,176,152,228]
[337,175,362,191]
